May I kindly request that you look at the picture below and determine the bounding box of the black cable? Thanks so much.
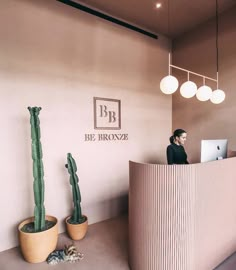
[168,0,170,37]
[216,0,219,72]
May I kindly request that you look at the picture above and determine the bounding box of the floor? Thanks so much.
[215,254,236,270]
[0,214,236,270]
[0,215,129,270]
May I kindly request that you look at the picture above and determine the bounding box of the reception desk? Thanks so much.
[129,158,236,270]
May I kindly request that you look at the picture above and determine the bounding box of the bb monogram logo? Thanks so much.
[93,97,121,130]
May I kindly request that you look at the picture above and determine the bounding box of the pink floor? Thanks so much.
[0,214,235,270]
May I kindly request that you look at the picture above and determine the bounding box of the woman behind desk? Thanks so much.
[167,129,189,164]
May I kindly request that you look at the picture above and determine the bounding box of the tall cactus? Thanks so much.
[28,107,45,232]
[65,153,86,224]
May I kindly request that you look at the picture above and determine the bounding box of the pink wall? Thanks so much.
[0,0,171,251]
[172,7,236,163]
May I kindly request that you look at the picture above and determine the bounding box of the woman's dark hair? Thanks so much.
[169,129,187,144]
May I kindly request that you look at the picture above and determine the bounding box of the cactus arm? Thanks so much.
[28,107,45,232]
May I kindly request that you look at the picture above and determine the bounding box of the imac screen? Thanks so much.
[201,139,228,162]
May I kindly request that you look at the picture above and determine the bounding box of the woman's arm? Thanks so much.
[167,145,174,164]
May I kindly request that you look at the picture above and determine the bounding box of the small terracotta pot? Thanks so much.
[18,215,58,263]
[65,215,88,240]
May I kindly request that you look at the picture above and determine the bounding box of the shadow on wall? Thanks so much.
[146,156,166,165]
[227,149,236,158]
[107,194,128,216]
[85,194,128,224]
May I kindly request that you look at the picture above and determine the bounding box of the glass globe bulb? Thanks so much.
[160,75,179,94]
[180,81,197,98]
[196,85,212,101]
[210,89,225,104]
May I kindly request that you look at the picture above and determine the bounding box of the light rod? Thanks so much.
[169,64,218,82]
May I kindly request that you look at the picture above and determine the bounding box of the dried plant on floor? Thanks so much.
[46,243,84,265]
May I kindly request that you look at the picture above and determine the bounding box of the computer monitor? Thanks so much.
[201,139,228,162]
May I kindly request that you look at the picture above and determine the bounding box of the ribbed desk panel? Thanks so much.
[129,162,196,270]
[129,158,236,270]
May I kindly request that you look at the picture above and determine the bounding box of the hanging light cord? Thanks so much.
[216,0,219,88]
[168,0,170,36]
[168,0,171,75]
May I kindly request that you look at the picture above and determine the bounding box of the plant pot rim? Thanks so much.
[65,215,88,225]
[18,215,58,235]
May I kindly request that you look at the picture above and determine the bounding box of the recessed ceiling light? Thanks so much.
[155,2,162,9]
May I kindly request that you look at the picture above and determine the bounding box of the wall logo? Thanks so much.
[93,97,121,130]
[84,97,128,142]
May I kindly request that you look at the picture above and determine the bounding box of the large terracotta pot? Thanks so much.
[65,215,88,240]
[18,215,58,263]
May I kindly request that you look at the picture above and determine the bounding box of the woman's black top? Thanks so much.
[166,143,189,164]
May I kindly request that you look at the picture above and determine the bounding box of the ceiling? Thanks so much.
[72,0,236,38]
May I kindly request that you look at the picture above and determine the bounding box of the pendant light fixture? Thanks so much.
[196,77,213,101]
[210,0,225,104]
[160,54,179,94]
[159,0,226,104]
[180,72,197,98]
[160,0,179,95]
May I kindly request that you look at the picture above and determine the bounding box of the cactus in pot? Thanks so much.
[65,153,88,240]
[18,107,58,263]
[29,107,46,232]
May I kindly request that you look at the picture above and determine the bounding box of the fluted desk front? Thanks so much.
[129,158,236,270]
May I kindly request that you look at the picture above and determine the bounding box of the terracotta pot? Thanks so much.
[65,215,88,240]
[18,215,58,263]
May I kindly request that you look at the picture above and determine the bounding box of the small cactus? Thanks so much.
[65,153,86,224]
[28,107,45,232]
